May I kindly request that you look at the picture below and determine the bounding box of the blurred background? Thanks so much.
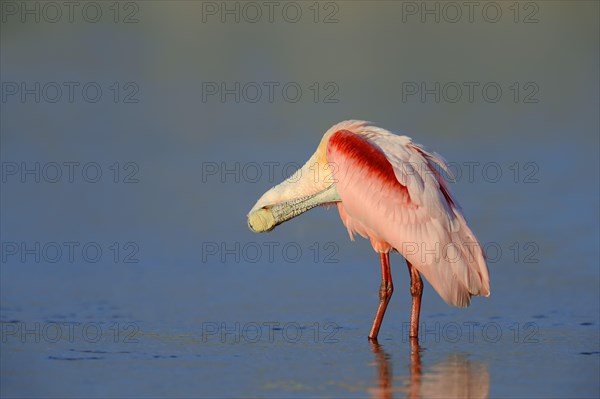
[1,1,598,398]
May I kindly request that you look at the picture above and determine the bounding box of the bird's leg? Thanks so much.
[369,253,393,340]
[406,261,423,339]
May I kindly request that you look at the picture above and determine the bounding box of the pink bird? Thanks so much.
[247,120,490,340]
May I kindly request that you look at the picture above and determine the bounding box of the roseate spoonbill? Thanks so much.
[247,120,490,340]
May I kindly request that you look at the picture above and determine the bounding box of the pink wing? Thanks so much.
[326,129,490,307]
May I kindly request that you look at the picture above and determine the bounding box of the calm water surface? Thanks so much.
[1,2,598,398]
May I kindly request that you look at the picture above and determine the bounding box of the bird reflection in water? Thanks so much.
[368,339,490,399]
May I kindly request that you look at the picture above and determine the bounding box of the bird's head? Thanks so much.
[247,120,370,233]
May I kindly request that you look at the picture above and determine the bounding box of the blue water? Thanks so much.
[1,1,599,398]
